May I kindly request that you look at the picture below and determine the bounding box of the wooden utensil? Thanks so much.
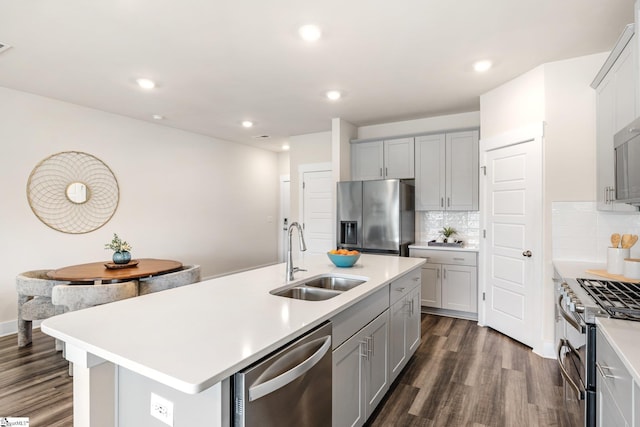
[622,234,634,249]
[611,233,621,248]
[629,234,639,249]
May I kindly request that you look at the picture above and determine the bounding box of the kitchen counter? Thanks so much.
[552,260,606,280]
[409,243,479,252]
[42,254,424,394]
[596,318,640,384]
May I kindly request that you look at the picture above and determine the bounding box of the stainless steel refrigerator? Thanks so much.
[336,179,415,256]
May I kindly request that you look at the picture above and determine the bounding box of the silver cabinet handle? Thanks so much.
[368,336,374,359]
[440,197,444,207]
[436,269,440,279]
[443,268,447,279]
[596,362,616,379]
[453,257,465,261]
[609,187,615,202]
[379,168,383,177]
[385,167,388,177]
[605,186,609,203]
[359,339,369,360]
[395,287,405,292]
[413,277,420,281]
[447,197,451,207]
[249,335,331,401]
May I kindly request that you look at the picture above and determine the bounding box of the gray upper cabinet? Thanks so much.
[351,137,414,181]
[415,130,479,211]
[593,25,638,212]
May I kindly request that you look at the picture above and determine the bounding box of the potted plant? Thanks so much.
[105,233,133,264]
[440,226,457,243]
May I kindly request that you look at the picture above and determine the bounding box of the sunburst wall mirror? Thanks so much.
[27,151,120,234]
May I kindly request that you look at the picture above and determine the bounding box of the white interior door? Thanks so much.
[302,170,333,254]
[481,125,542,349]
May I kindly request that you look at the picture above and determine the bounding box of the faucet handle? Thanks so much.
[293,267,307,273]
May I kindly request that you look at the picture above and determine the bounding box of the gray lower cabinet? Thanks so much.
[596,328,633,427]
[333,310,389,427]
[389,275,421,382]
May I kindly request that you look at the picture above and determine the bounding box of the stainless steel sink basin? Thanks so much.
[270,275,367,301]
[302,276,366,291]
[273,286,342,301]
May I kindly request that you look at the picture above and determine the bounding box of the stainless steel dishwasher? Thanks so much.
[233,321,332,427]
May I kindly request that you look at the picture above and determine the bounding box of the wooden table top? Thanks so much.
[47,258,183,283]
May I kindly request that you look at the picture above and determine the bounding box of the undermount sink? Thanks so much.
[302,276,366,291]
[271,275,367,301]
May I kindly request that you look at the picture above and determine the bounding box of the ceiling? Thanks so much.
[0,0,634,152]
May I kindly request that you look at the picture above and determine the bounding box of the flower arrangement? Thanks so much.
[104,233,132,253]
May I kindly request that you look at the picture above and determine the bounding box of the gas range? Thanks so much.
[577,278,640,321]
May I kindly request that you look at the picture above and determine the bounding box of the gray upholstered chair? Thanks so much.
[16,270,69,347]
[52,280,139,312]
[138,264,201,295]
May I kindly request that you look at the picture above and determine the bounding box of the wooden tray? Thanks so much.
[585,269,640,284]
[104,260,139,270]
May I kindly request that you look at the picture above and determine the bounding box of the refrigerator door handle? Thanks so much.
[248,335,331,401]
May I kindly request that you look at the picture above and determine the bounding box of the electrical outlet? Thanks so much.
[150,392,174,426]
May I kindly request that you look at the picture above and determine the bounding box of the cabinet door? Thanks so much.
[363,310,389,417]
[596,71,616,210]
[614,37,637,133]
[446,130,479,211]
[415,134,446,210]
[633,381,639,427]
[384,137,414,179]
[442,265,477,313]
[351,141,384,181]
[406,286,421,354]
[333,330,365,427]
[597,374,628,427]
[420,263,442,308]
[389,297,407,381]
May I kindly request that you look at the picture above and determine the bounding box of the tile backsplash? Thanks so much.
[416,211,480,247]
[552,201,640,262]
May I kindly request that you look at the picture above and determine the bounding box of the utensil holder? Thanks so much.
[624,258,640,279]
[607,247,630,274]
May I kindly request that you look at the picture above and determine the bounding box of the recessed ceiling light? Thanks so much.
[282,144,290,151]
[326,90,342,101]
[242,120,254,128]
[299,24,322,42]
[152,114,164,120]
[473,60,492,72]
[136,78,156,89]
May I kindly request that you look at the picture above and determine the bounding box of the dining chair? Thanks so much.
[138,264,201,295]
[16,270,69,348]
[51,280,139,312]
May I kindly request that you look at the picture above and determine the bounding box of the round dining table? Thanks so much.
[47,258,183,284]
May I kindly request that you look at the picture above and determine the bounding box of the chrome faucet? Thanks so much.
[286,222,307,281]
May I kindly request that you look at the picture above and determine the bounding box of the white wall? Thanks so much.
[480,52,609,356]
[357,111,480,140]
[287,131,332,223]
[0,87,280,332]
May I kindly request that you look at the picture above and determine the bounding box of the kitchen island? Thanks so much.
[41,253,424,426]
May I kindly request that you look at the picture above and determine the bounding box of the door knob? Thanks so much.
[522,250,532,257]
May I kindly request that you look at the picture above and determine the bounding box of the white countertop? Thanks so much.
[409,243,479,252]
[41,254,424,394]
[552,260,606,280]
[597,317,640,384]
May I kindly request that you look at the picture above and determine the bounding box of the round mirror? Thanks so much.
[66,182,89,204]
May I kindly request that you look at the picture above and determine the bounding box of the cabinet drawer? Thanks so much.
[409,248,477,266]
[390,269,421,305]
[596,329,633,422]
[332,286,389,349]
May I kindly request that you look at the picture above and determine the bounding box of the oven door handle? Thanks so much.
[557,295,585,334]
[557,339,585,401]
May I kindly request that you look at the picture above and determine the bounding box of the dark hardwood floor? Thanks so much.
[0,329,72,426]
[0,315,579,427]
[366,314,581,427]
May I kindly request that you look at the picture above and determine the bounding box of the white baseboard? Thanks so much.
[534,341,556,359]
[0,318,42,338]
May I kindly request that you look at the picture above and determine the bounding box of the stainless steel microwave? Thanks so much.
[614,116,640,205]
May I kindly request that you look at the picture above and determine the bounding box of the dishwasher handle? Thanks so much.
[249,335,331,401]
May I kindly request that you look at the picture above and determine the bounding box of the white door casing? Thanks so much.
[279,175,290,263]
[479,123,543,350]
[300,164,333,255]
